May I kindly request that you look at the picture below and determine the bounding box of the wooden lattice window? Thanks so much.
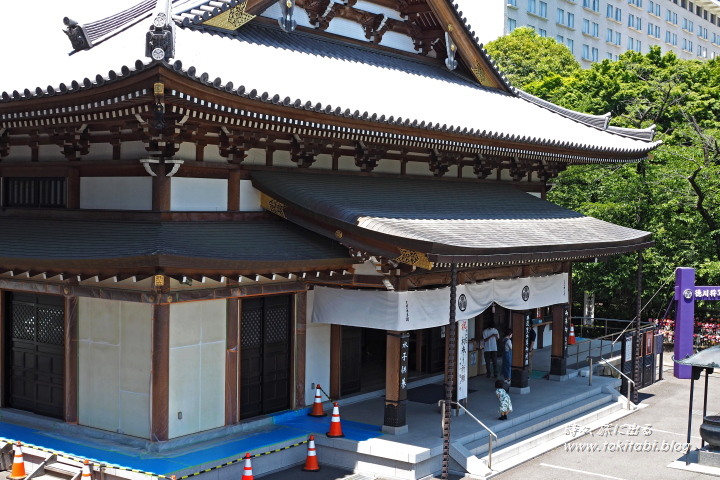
[3,177,66,208]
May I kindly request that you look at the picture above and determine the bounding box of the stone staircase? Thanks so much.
[449,385,638,478]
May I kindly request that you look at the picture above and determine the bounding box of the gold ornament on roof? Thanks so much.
[393,248,434,270]
[471,61,493,87]
[203,0,256,30]
[260,193,287,219]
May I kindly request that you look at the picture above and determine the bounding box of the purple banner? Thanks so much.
[690,287,720,301]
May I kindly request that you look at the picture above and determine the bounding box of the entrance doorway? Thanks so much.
[240,294,292,419]
[4,292,65,419]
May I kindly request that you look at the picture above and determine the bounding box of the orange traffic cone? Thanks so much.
[568,323,576,345]
[81,460,92,480]
[302,435,321,472]
[308,384,327,417]
[241,453,254,480]
[326,402,345,438]
[9,441,26,480]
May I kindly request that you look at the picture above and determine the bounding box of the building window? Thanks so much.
[509,18,517,31]
[582,43,590,58]
[607,4,614,18]
[528,0,537,14]
[647,22,660,38]
[583,0,600,11]
[539,28,547,36]
[615,7,622,22]
[557,8,565,23]
[628,14,642,30]
[698,26,708,39]
[682,38,693,51]
[682,17,694,31]
[629,0,643,7]
[616,31,622,44]
[3,178,67,208]
[556,34,565,43]
[666,10,678,24]
[607,27,614,42]
[607,52,614,59]
[540,1,548,17]
[567,38,574,52]
[508,0,517,6]
[665,31,678,45]
[592,46,599,60]
[567,12,575,27]
[648,1,660,16]
[583,17,590,33]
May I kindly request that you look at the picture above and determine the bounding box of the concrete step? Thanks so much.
[479,395,621,465]
[465,393,614,458]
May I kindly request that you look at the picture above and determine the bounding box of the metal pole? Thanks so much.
[588,357,593,386]
[633,252,643,404]
[686,374,695,465]
[441,263,457,480]
[702,369,709,448]
[658,334,664,381]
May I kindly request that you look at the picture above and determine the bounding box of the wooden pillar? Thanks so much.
[295,292,307,409]
[67,167,80,209]
[329,325,342,400]
[152,163,171,212]
[225,298,240,425]
[228,170,241,212]
[151,304,170,441]
[383,330,409,433]
[0,290,4,408]
[64,296,79,423]
[550,304,569,376]
[510,311,530,390]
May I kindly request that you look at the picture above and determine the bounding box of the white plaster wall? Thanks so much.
[239,179,262,211]
[82,143,114,161]
[38,144,65,162]
[175,142,196,161]
[169,300,226,439]
[170,177,228,211]
[325,17,367,41]
[305,290,331,407]
[80,177,152,210]
[379,31,417,52]
[243,148,266,166]
[272,150,297,168]
[405,161,433,177]
[372,159,400,175]
[4,145,31,162]
[120,140,149,160]
[203,144,226,162]
[78,298,152,438]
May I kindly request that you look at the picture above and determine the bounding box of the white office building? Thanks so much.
[470,0,720,65]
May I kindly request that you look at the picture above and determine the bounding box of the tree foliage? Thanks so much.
[483,27,581,89]
[488,39,720,321]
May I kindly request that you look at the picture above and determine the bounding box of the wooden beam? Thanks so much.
[64,296,79,423]
[295,291,307,409]
[151,304,170,441]
[330,324,342,400]
[225,298,240,425]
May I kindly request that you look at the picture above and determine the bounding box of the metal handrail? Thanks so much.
[439,400,499,469]
[599,358,636,411]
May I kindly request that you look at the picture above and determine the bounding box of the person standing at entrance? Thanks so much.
[483,321,499,379]
[501,329,513,381]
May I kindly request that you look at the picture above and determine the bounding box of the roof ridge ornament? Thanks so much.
[63,17,92,52]
[146,0,175,61]
[279,0,297,33]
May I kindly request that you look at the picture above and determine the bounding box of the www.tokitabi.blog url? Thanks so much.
[564,440,690,453]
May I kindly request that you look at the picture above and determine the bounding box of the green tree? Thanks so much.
[483,27,580,89]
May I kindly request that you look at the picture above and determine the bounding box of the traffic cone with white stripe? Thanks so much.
[308,384,327,417]
[326,402,345,438]
[8,441,26,480]
[302,435,320,472]
[81,460,92,480]
[568,323,576,345]
[241,453,254,480]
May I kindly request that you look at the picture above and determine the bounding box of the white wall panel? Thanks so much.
[239,179,262,211]
[304,291,331,406]
[80,177,152,210]
[170,177,228,211]
[168,300,226,439]
[78,298,152,438]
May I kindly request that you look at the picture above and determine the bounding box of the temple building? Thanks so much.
[0,0,657,444]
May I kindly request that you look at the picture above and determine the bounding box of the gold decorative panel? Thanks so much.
[393,248,434,270]
[202,1,255,30]
[471,61,493,88]
[260,193,287,219]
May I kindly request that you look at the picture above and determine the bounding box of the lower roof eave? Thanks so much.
[428,241,655,267]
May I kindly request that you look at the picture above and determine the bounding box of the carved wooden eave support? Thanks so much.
[473,153,494,179]
[0,128,8,160]
[49,125,90,161]
[509,155,529,181]
[429,148,460,177]
[354,140,383,172]
[219,127,260,163]
[290,133,324,168]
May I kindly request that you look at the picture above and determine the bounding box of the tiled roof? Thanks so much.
[1,7,661,159]
[251,171,652,258]
[0,218,350,264]
[65,0,157,50]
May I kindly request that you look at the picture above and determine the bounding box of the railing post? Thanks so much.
[587,357,593,386]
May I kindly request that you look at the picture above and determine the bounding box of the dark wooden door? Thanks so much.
[5,293,65,419]
[240,295,291,419]
[423,327,445,374]
[340,326,362,396]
